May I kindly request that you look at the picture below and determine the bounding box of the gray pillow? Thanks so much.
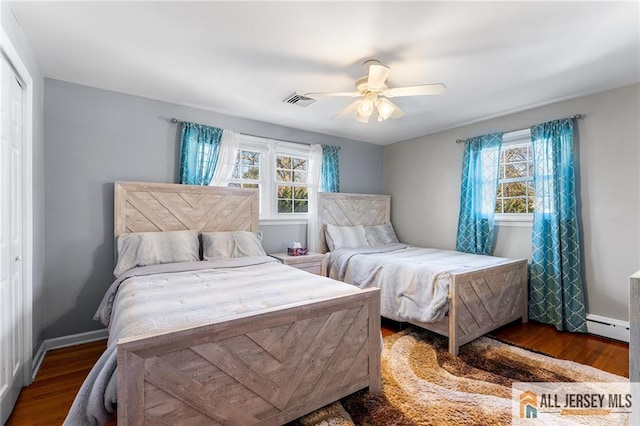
[114,230,199,277]
[325,224,368,250]
[202,231,266,260]
[365,223,399,246]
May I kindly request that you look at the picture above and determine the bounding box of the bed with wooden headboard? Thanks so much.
[109,182,381,425]
[317,192,527,356]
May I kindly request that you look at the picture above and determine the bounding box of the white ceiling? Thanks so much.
[9,1,640,145]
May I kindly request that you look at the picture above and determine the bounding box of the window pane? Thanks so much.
[504,182,527,197]
[505,163,527,179]
[294,200,308,213]
[242,166,259,180]
[276,170,292,182]
[505,147,528,163]
[293,171,307,183]
[292,158,307,170]
[495,198,503,214]
[242,183,259,189]
[278,185,293,198]
[241,150,259,166]
[278,199,292,213]
[276,156,292,169]
[504,198,528,213]
[294,187,308,199]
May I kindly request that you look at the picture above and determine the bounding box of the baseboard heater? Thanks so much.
[586,314,630,343]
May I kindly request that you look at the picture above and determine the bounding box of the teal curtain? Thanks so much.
[529,118,587,332]
[455,133,502,255]
[321,145,340,192]
[179,122,224,185]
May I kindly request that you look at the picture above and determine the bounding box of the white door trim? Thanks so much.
[0,27,34,386]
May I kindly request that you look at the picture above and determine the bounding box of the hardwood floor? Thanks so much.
[6,340,115,426]
[6,320,628,425]
[381,318,629,377]
[492,320,629,377]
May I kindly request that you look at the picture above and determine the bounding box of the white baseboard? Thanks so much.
[31,328,108,382]
[27,315,628,381]
[31,343,47,383]
[586,314,629,343]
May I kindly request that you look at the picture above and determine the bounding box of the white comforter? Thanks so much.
[65,257,362,426]
[326,244,509,324]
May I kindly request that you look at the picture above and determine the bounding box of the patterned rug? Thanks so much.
[292,327,627,426]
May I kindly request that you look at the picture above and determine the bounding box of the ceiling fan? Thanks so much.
[304,59,446,123]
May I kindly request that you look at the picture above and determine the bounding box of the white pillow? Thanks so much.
[365,223,399,246]
[114,230,199,277]
[202,231,266,260]
[325,224,368,250]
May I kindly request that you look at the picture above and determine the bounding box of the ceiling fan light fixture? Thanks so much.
[376,98,395,121]
[356,112,370,123]
[357,96,375,117]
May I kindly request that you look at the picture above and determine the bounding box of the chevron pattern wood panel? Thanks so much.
[317,193,390,253]
[118,290,381,426]
[412,259,528,355]
[114,181,259,237]
[455,266,524,335]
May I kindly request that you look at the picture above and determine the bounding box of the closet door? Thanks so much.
[0,53,25,425]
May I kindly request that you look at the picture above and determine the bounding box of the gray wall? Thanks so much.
[43,78,383,338]
[384,84,640,322]
[2,3,46,357]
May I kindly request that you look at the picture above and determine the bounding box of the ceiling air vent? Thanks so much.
[282,92,316,107]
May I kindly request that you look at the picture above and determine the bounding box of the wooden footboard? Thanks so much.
[411,259,528,355]
[117,288,381,425]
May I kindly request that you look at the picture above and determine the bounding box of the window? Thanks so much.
[275,154,309,213]
[495,129,534,222]
[227,135,314,221]
[230,149,261,190]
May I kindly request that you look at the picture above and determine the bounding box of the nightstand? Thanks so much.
[269,252,325,275]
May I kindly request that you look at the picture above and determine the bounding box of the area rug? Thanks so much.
[292,327,627,426]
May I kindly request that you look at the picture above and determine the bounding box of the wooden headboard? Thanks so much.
[114,181,259,237]
[317,192,391,253]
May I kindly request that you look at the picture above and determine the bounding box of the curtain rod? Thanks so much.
[455,114,585,144]
[169,117,340,149]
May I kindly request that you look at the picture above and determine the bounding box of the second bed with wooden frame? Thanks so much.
[112,182,381,425]
[317,192,528,356]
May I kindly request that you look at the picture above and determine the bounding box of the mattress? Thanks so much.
[326,244,510,323]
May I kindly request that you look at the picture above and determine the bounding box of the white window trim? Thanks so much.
[495,128,533,226]
[233,134,315,222]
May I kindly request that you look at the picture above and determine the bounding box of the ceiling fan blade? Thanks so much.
[383,83,446,98]
[367,64,391,90]
[303,91,361,98]
[333,100,361,119]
